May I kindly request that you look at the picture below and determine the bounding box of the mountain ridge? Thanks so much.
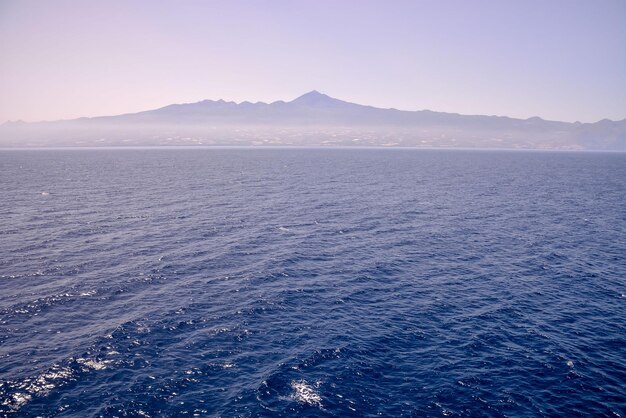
[1,91,625,150]
[92,91,621,125]
[4,91,624,125]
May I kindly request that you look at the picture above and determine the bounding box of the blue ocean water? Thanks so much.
[0,148,625,417]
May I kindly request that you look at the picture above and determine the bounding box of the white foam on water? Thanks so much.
[77,358,111,371]
[79,290,97,297]
[290,380,322,407]
[1,366,73,411]
[1,354,117,412]
[2,393,31,410]
[27,367,74,394]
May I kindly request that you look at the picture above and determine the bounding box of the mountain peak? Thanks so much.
[302,90,323,97]
[290,90,336,105]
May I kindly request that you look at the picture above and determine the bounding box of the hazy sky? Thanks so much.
[1,0,625,123]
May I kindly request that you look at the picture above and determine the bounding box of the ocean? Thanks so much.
[0,148,625,417]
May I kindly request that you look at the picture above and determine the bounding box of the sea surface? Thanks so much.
[0,148,625,417]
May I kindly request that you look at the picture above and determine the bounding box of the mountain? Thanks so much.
[1,91,625,150]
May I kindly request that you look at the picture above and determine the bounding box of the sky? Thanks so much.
[0,0,625,123]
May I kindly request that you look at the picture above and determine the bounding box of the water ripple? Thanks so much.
[0,148,624,416]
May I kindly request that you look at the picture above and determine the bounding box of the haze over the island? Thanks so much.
[2,90,625,150]
[1,0,625,125]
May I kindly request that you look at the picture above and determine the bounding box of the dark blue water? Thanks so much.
[1,148,625,417]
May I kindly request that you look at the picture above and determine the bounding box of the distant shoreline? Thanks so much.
[0,145,624,153]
